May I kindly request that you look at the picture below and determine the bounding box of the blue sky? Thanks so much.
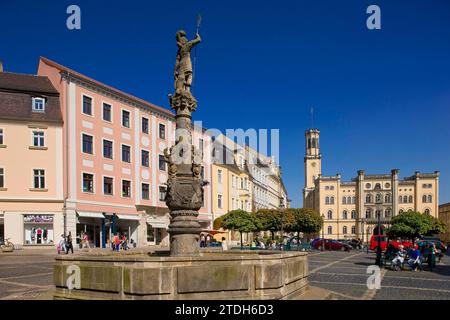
[1,0,449,208]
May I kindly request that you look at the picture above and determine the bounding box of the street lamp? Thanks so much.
[321,214,325,251]
[375,208,383,267]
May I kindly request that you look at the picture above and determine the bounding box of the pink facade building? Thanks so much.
[38,57,212,248]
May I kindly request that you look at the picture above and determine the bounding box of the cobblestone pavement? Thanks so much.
[308,249,450,300]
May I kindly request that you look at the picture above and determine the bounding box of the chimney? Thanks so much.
[0,61,3,72]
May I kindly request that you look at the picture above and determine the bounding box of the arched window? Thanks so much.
[307,138,312,149]
[351,210,357,219]
[366,194,372,203]
[376,210,382,219]
[352,196,356,204]
[351,226,356,234]
[399,209,404,214]
[408,195,413,203]
[343,226,347,235]
[376,194,382,203]
[403,196,408,203]
[325,196,330,205]
[330,196,335,205]
[375,183,381,190]
[399,196,403,204]
[385,209,391,218]
[347,196,352,204]
[342,210,348,220]
[366,209,372,219]
[327,226,332,235]
[327,210,333,220]
[385,194,391,203]
[427,195,432,203]
[342,196,347,205]
[424,209,430,215]
[422,195,427,203]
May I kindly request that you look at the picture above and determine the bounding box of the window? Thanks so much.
[330,196,335,205]
[366,194,372,203]
[342,210,348,220]
[122,145,131,163]
[33,131,45,147]
[385,194,391,203]
[327,226,332,235]
[376,210,382,219]
[82,134,93,154]
[142,117,149,134]
[427,195,432,203]
[217,194,223,209]
[0,128,3,144]
[385,209,391,218]
[408,195,413,203]
[103,103,112,122]
[82,173,93,193]
[122,180,131,197]
[232,176,236,188]
[365,183,371,189]
[103,177,113,195]
[33,169,45,189]
[159,124,166,139]
[82,96,92,115]
[103,140,113,159]
[424,209,430,216]
[351,210,357,219]
[0,168,4,188]
[347,196,351,204]
[32,97,45,112]
[218,170,222,184]
[327,210,333,220]
[422,195,427,203]
[399,209,404,214]
[199,139,204,158]
[325,196,330,205]
[343,226,347,235]
[385,183,391,188]
[342,196,347,205]
[403,196,408,203]
[159,186,167,201]
[142,183,150,200]
[375,183,381,190]
[376,193,382,203]
[159,155,166,171]
[201,166,205,181]
[351,226,356,234]
[352,196,356,204]
[365,209,372,219]
[141,150,150,167]
[122,110,130,128]
[399,195,403,204]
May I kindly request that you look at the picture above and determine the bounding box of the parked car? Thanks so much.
[369,235,413,251]
[417,240,447,262]
[313,239,352,251]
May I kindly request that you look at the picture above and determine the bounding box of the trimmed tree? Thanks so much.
[220,210,259,249]
[255,209,283,240]
[283,208,323,245]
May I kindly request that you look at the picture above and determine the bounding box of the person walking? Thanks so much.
[113,233,121,252]
[65,232,73,254]
[82,232,91,249]
[121,233,128,251]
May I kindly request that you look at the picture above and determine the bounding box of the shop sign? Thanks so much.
[24,215,54,224]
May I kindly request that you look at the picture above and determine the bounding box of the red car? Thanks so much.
[369,235,413,251]
[313,239,352,251]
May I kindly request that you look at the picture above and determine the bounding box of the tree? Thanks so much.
[387,211,446,242]
[283,208,323,243]
[254,209,283,240]
[213,216,223,230]
[220,210,259,249]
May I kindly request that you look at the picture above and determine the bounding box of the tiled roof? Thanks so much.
[0,72,62,123]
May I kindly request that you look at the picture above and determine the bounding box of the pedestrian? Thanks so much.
[82,232,91,249]
[58,234,67,254]
[200,234,206,248]
[206,234,211,247]
[121,233,128,251]
[428,243,437,272]
[65,231,73,254]
[221,237,228,251]
[114,233,121,252]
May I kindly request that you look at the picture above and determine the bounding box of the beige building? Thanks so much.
[0,72,64,247]
[303,129,439,241]
[439,203,450,244]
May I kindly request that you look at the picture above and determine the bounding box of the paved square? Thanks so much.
[308,250,450,300]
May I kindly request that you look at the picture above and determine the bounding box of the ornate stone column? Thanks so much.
[164,30,204,256]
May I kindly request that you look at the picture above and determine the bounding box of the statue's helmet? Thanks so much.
[176,30,187,41]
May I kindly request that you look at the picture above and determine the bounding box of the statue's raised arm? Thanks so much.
[174,30,201,94]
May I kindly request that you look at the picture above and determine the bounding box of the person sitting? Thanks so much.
[407,247,422,271]
[392,245,406,271]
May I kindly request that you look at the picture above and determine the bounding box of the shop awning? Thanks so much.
[76,211,105,219]
[116,214,140,221]
[148,221,167,229]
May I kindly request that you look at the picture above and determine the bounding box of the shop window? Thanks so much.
[122,180,131,197]
[33,169,45,189]
[142,117,149,134]
[24,215,54,245]
[33,131,45,147]
[82,95,92,115]
[142,183,150,200]
[103,103,112,122]
[83,173,94,193]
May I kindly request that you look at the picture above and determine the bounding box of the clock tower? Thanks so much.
[303,129,322,208]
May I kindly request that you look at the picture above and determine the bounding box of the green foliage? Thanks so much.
[255,209,282,233]
[213,216,223,230]
[220,210,259,233]
[387,211,447,239]
[283,208,323,234]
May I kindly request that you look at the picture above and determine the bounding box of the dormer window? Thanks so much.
[32,97,45,112]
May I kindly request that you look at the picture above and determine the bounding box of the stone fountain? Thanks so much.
[53,30,309,300]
